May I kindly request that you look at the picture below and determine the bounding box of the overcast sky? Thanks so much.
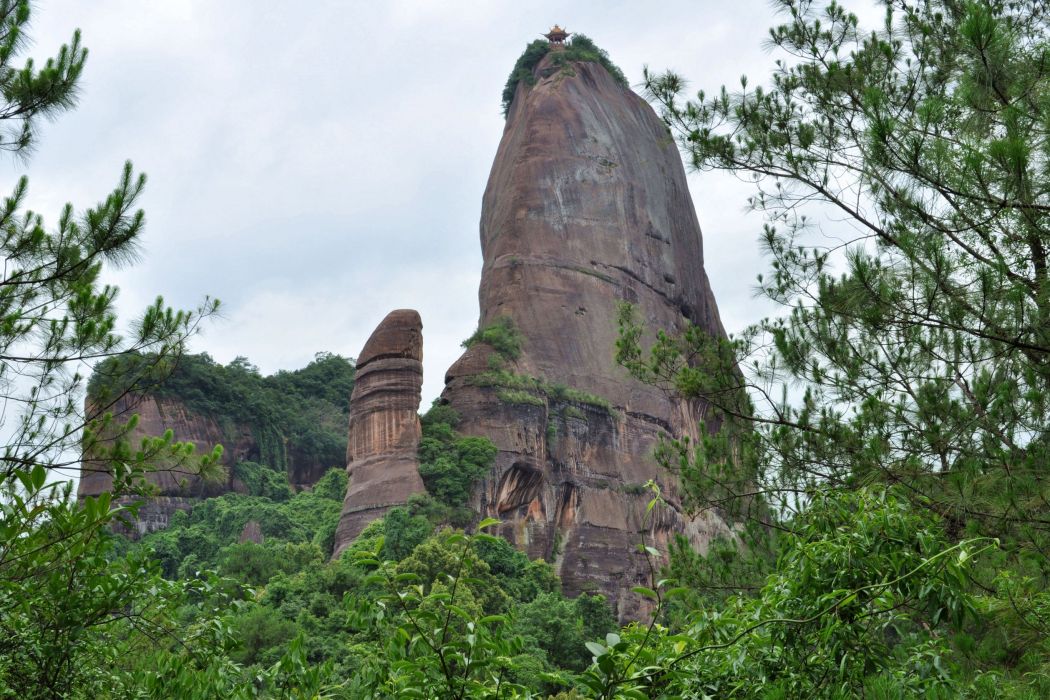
[14,1,872,408]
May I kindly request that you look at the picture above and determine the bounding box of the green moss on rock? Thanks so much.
[501,34,628,117]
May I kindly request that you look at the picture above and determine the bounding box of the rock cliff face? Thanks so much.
[332,310,426,557]
[78,393,255,536]
[441,53,734,619]
[78,384,342,536]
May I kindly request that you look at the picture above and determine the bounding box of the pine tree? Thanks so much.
[619,0,1050,688]
[0,2,229,694]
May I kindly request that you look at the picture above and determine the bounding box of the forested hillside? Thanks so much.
[112,403,616,695]
[87,351,356,486]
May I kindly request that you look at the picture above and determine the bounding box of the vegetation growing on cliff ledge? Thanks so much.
[463,317,615,415]
[501,33,628,116]
[473,367,615,415]
[462,316,522,361]
[416,404,497,524]
[465,317,616,414]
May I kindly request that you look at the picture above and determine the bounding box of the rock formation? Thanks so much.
[239,520,264,544]
[440,52,735,619]
[78,379,344,536]
[332,310,426,556]
[78,393,253,536]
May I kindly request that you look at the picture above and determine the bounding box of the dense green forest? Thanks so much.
[113,403,617,695]
[2,0,1050,698]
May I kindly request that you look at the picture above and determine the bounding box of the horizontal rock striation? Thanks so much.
[332,309,426,557]
[441,52,735,619]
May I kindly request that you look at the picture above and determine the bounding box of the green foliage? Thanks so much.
[502,39,550,116]
[496,388,545,407]
[233,460,291,500]
[472,367,615,415]
[421,402,461,430]
[137,467,345,577]
[142,481,612,693]
[502,34,628,116]
[311,466,349,502]
[219,541,324,586]
[0,480,217,697]
[0,450,339,698]
[0,0,83,154]
[513,592,616,672]
[326,490,987,698]
[344,523,613,695]
[622,0,1050,693]
[417,404,498,518]
[472,534,560,604]
[463,316,523,361]
[228,603,299,666]
[123,632,346,699]
[381,503,434,561]
[579,489,985,698]
[394,527,509,614]
[458,319,613,421]
[348,523,544,697]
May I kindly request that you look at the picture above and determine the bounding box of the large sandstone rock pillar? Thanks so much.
[332,309,425,556]
[440,52,735,619]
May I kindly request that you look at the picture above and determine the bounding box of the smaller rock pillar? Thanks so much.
[332,309,425,557]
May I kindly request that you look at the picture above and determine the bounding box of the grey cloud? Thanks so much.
[15,0,828,408]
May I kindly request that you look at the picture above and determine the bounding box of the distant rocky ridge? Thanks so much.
[78,353,355,536]
[78,392,249,536]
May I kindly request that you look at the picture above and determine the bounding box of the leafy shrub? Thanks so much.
[419,402,460,430]
[501,39,551,116]
[418,438,496,510]
[417,405,498,514]
[381,505,433,561]
[394,527,508,614]
[474,534,560,603]
[308,467,347,502]
[228,604,298,666]
[472,366,615,414]
[497,388,545,407]
[513,592,616,672]
[233,461,291,501]
[218,541,324,586]
[462,315,523,361]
